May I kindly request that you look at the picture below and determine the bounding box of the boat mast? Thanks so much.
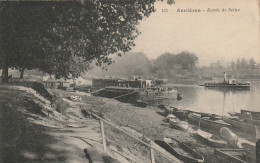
[224,72,227,83]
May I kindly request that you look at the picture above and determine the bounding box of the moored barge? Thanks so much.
[91,78,180,106]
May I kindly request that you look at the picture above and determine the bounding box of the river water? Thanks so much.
[167,80,260,116]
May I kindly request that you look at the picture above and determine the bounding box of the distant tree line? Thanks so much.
[88,51,198,80]
[200,57,259,80]
[233,58,257,70]
[208,58,257,71]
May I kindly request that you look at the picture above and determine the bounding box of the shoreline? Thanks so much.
[0,84,256,162]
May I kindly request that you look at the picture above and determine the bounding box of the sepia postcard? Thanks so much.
[0,0,259,162]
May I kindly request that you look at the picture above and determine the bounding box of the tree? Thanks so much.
[174,51,198,70]
[150,51,198,79]
[240,58,248,70]
[236,59,241,70]
[230,61,235,72]
[249,57,256,70]
[0,1,161,83]
[151,53,175,78]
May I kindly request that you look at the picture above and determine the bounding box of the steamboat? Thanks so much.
[201,72,250,89]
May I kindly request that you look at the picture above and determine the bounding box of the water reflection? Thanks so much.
[167,80,260,115]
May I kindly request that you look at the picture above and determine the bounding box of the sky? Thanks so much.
[132,0,259,66]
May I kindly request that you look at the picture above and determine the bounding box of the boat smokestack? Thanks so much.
[224,72,226,82]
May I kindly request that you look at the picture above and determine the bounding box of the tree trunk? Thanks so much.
[1,59,9,84]
[19,68,25,79]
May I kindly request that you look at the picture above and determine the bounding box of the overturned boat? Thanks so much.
[220,127,240,148]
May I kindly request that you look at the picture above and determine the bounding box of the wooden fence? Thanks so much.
[89,111,179,163]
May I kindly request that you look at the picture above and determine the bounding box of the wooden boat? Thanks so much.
[241,142,256,163]
[227,111,240,117]
[155,138,204,163]
[163,114,177,122]
[240,110,260,121]
[188,113,231,132]
[172,110,188,121]
[227,110,260,126]
[214,148,247,163]
[219,127,240,148]
[170,107,189,121]
[196,129,227,148]
[169,119,189,131]
[223,116,256,136]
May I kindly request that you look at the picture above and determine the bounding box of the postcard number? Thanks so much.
[162,9,168,12]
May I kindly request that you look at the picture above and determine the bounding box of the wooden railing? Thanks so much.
[89,110,179,163]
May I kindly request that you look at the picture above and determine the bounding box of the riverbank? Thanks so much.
[0,84,235,162]
[51,89,229,163]
[0,85,140,162]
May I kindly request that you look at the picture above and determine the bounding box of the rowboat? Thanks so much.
[169,119,189,131]
[188,113,231,132]
[214,148,247,163]
[155,137,204,163]
[196,129,227,148]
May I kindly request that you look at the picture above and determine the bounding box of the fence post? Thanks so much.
[100,119,107,154]
[150,147,155,163]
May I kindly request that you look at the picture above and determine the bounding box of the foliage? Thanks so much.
[0,0,158,83]
[88,51,198,79]
[88,52,151,77]
[201,57,259,80]
[150,51,198,78]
